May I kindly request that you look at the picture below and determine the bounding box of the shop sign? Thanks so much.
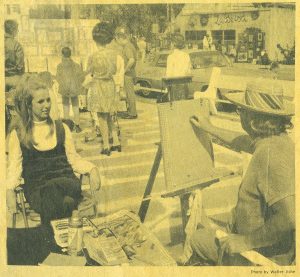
[215,13,248,26]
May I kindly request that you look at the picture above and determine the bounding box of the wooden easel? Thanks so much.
[138,76,282,267]
[138,76,192,223]
[138,76,235,231]
[138,139,234,227]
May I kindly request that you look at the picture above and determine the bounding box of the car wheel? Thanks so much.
[137,81,152,97]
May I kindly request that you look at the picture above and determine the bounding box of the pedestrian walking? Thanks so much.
[115,26,138,119]
[137,36,147,63]
[56,47,85,133]
[86,22,121,156]
[228,45,237,63]
[202,35,209,50]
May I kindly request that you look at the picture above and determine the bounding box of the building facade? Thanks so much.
[174,3,295,62]
[5,4,99,74]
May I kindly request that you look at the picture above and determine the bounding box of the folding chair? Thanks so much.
[12,173,97,228]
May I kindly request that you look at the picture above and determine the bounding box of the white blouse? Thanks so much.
[166,49,192,78]
[6,120,95,190]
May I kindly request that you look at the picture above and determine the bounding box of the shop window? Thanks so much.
[185,31,191,41]
[196,31,206,41]
[185,31,206,41]
[211,30,236,46]
[212,30,223,43]
[224,30,236,41]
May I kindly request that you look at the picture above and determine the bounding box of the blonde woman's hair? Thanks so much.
[10,74,54,148]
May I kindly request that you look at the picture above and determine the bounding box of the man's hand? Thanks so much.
[89,167,101,191]
[219,234,252,256]
[190,115,212,132]
[7,189,17,214]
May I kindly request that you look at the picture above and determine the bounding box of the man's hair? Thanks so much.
[61,47,72,58]
[5,20,18,35]
[241,110,293,138]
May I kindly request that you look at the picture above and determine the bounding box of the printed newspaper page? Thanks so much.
[0,0,299,276]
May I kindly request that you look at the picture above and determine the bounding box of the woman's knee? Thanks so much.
[190,228,210,251]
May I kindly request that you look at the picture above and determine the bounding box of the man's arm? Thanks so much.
[246,196,295,249]
[124,45,136,74]
[190,116,252,153]
[219,196,295,255]
[63,123,101,191]
[124,58,135,73]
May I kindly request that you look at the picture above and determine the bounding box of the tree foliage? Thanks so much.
[94,4,184,38]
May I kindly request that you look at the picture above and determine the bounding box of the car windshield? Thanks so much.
[155,51,228,68]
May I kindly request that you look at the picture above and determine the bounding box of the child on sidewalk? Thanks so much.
[56,47,85,133]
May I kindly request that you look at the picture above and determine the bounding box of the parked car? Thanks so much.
[135,50,231,99]
[135,49,295,110]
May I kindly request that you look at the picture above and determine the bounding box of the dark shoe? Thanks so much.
[117,111,128,117]
[100,148,111,156]
[121,114,138,119]
[74,125,82,133]
[110,145,122,152]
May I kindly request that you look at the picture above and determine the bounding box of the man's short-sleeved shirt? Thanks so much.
[122,41,137,77]
[166,49,192,78]
[234,133,295,235]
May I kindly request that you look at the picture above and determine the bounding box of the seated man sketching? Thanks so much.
[189,79,295,266]
[6,74,101,226]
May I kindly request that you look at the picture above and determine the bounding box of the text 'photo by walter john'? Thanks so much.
[2,1,297,272]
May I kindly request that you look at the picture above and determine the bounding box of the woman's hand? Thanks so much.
[89,167,101,191]
[190,115,213,133]
[7,189,17,214]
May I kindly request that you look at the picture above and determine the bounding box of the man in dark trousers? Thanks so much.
[114,26,138,119]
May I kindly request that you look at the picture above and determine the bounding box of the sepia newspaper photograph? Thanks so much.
[0,0,298,276]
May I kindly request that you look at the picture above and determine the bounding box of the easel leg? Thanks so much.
[19,191,29,228]
[138,144,162,223]
[180,193,191,240]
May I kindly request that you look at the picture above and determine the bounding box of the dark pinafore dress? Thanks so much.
[20,120,81,214]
